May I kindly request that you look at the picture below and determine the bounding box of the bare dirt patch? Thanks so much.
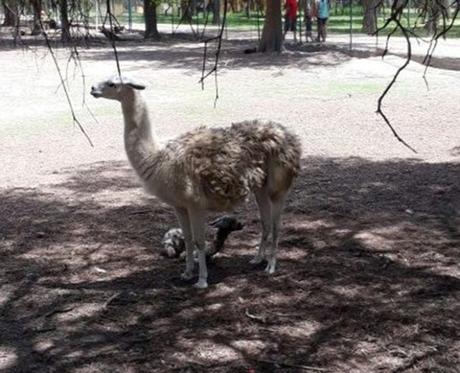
[0,36,459,372]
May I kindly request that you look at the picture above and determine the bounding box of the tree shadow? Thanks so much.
[2,27,460,74]
[0,156,459,372]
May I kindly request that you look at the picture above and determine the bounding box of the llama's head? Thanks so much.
[90,75,146,101]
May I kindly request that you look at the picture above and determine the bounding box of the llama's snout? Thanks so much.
[90,86,102,98]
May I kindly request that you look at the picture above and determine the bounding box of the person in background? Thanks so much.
[304,0,313,42]
[316,0,330,42]
[284,0,298,42]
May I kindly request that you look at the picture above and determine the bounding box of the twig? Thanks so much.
[104,0,122,77]
[39,19,94,147]
[33,326,57,334]
[381,25,398,58]
[254,358,329,372]
[200,6,212,40]
[199,0,229,107]
[374,0,459,152]
[129,209,152,215]
[376,14,417,153]
[173,1,198,37]
[390,349,437,373]
[422,5,459,85]
[245,308,267,323]
[103,292,121,309]
[44,306,74,318]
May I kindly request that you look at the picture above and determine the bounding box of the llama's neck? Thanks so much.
[121,92,161,180]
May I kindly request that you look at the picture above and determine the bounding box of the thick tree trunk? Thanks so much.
[424,0,449,35]
[362,0,379,34]
[212,0,221,24]
[144,0,160,39]
[31,0,42,35]
[258,0,282,52]
[59,0,71,42]
[256,0,265,13]
[181,0,192,22]
[2,0,17,27]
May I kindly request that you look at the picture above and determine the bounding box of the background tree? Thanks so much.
[362,0,380,34]
[181,0,192,22]
[1,0,18,26]
[30,0,43,35]
[258,0,283,52]
[423,0,450,34]
[144,0,160,39]
[212,0,221,24]
[59,0,71,42]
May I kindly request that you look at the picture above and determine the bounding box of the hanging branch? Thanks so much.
[422,1,459,81]
[38,18,94,147]
[103,0,122,77]
[173,0,198,38]
[376,18,417,153]
[71,44,101,125]
[199,0,229,107]
[200,3,212,40]
[373,0,417,153]
[374,0,459,153]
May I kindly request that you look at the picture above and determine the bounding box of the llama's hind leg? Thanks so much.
[265,194,287,274]
[175,208,194,280]
[252,188,272,265]
[189,209,208,289]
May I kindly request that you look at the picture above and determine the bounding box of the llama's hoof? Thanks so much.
[264,262,276,274]
[181,271,194,281]
[250,256,265,265]
[193,279,208,289]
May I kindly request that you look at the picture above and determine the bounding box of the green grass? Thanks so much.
[114,6,460,38]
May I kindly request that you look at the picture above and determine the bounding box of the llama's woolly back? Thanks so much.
[164,120,301,206]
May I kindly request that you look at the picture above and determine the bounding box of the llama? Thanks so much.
[90,76,301,288]
[162,215,244,258]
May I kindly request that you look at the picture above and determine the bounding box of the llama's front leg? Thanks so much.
[175,208,194,280]
[265,195,287,274]
[252,189,272,264]
[189,209,208,289]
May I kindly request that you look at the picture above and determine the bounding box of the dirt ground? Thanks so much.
[0,31,459,373]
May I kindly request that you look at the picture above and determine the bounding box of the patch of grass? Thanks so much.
[116,6,460,38]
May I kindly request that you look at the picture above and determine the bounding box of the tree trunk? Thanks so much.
[212,0,221,25]
[59,0,71,42]
[2,0,17,26]
[362,0,379,35]
[181,0,192,22]
[258,0,282,52]
[144,0,160,39]
[256,0,265,13]
[31,0,42,35]
[424,0,449,35]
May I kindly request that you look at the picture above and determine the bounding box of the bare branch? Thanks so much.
[375,2,417,153]
[103,0,122,77]
[38,19,94,147]
[199,0,229,106]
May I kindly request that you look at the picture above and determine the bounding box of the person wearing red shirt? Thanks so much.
[284,0,298,42]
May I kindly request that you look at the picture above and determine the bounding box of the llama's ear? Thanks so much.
[127,82,146,90]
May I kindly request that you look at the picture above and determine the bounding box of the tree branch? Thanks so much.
[374,0,417,153]
[199,0,228,107]
[38,18,94,147]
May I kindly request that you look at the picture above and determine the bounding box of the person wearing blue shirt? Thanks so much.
[316,0,330,42]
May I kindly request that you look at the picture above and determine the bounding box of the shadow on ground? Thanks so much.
[0,30,380,73]
[0,157,459,372]
[2,29,460,74]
